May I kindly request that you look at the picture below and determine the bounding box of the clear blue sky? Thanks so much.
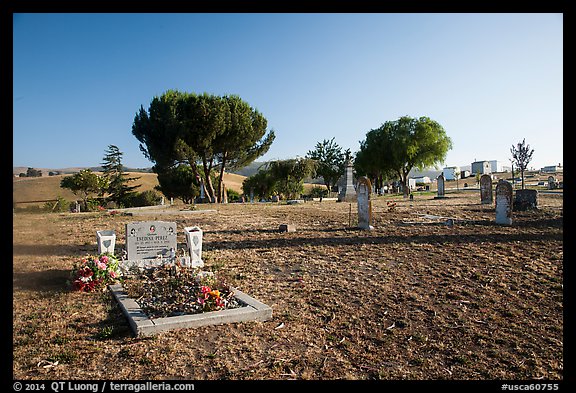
[13,13,563,171]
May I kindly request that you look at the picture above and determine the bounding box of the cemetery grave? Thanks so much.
[13,191,563,380]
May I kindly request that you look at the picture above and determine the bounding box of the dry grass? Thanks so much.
[12,172,245,207]
[13,190,563,380]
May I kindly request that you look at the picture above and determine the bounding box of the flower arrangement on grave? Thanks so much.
[69,253,122,292]
[121,264,242,318]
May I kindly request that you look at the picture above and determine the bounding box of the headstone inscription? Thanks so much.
[480,174,493,204]
[125,221,178,260]
[357,176,374,230]
[495,180,513,225]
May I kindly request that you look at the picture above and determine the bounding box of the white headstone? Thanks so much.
[495,180,513,225]
[338,159,357,202]
[125,221,177,260]
[357,176,374,230]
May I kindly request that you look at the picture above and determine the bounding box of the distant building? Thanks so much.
[541,164,563,173]
[411,176,431,184]
[489,160,505,173]
[442,166,461,181]
[471,160,491,175]
[460,170,471,179]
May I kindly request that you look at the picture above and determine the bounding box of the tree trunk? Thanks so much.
[217,152,228,203]
[201,157,217,203]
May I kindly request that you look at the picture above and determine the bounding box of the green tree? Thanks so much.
[510,138,534,189]
[242,169,277,201]
[132,90,275,203]
[356,116,452,197]
[306,138,350,195]
[101,144,140,207]
[60,169,109,211]
[214,95,275,203]
[154,164,200,204]
[266,158,318,200]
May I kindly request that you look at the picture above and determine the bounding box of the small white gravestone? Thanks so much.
[357,176,374,230]
[495,180,513,225]
[97,230,116,255]
[184,226,204,268]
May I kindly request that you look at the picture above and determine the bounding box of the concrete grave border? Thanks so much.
[109,283,273,337]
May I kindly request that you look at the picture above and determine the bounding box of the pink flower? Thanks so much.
[97,261,107,270]
[100,255,109,263]
[109,270,117,279]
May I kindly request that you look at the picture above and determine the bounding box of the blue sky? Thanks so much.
[13,13,563,171]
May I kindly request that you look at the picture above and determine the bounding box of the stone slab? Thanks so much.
[125,221,177,260]
[109,284,273,337]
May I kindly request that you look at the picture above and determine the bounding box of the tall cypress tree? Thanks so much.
[101,145,140,206]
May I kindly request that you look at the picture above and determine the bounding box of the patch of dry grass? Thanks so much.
[13,191,563,380]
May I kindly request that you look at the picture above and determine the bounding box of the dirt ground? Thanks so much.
[12,189,563,381]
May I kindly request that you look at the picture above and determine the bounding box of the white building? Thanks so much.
[489,160,505,173]
[471,160,491,175]
[442,166,461,181]
[411,176,431,184]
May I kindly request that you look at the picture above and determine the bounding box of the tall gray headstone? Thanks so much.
[435,173,446,199]
[495,180,513,225]
[125,221,178,260]
[357,176,374,230]
[480,174,493,204]
[338,159,357,202]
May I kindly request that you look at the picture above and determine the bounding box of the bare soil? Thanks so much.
[12,190,563,381]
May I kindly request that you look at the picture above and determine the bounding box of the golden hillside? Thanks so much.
[13,172,246,206]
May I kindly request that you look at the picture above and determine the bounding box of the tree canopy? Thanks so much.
[101,144,140,206]
[60,169,108,210]
[510,138,534,189]
[132,90,275,203]
[306,138,350,194]
[355,116,452,196]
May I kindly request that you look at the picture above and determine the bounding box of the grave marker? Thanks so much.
[514,189,538,211]
[338,159,357,202]
[495,180,513,225]
[434,173,446,199]
[357,176,374,230]
[480,174,493,204]
[125,221,177,260]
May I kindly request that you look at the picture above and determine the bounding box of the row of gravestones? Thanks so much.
[96,222,204,273]
[356,173,536,229]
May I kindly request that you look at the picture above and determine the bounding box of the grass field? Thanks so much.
[12,187,563,381]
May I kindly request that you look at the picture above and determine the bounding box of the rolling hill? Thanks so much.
[12,171,246,206]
